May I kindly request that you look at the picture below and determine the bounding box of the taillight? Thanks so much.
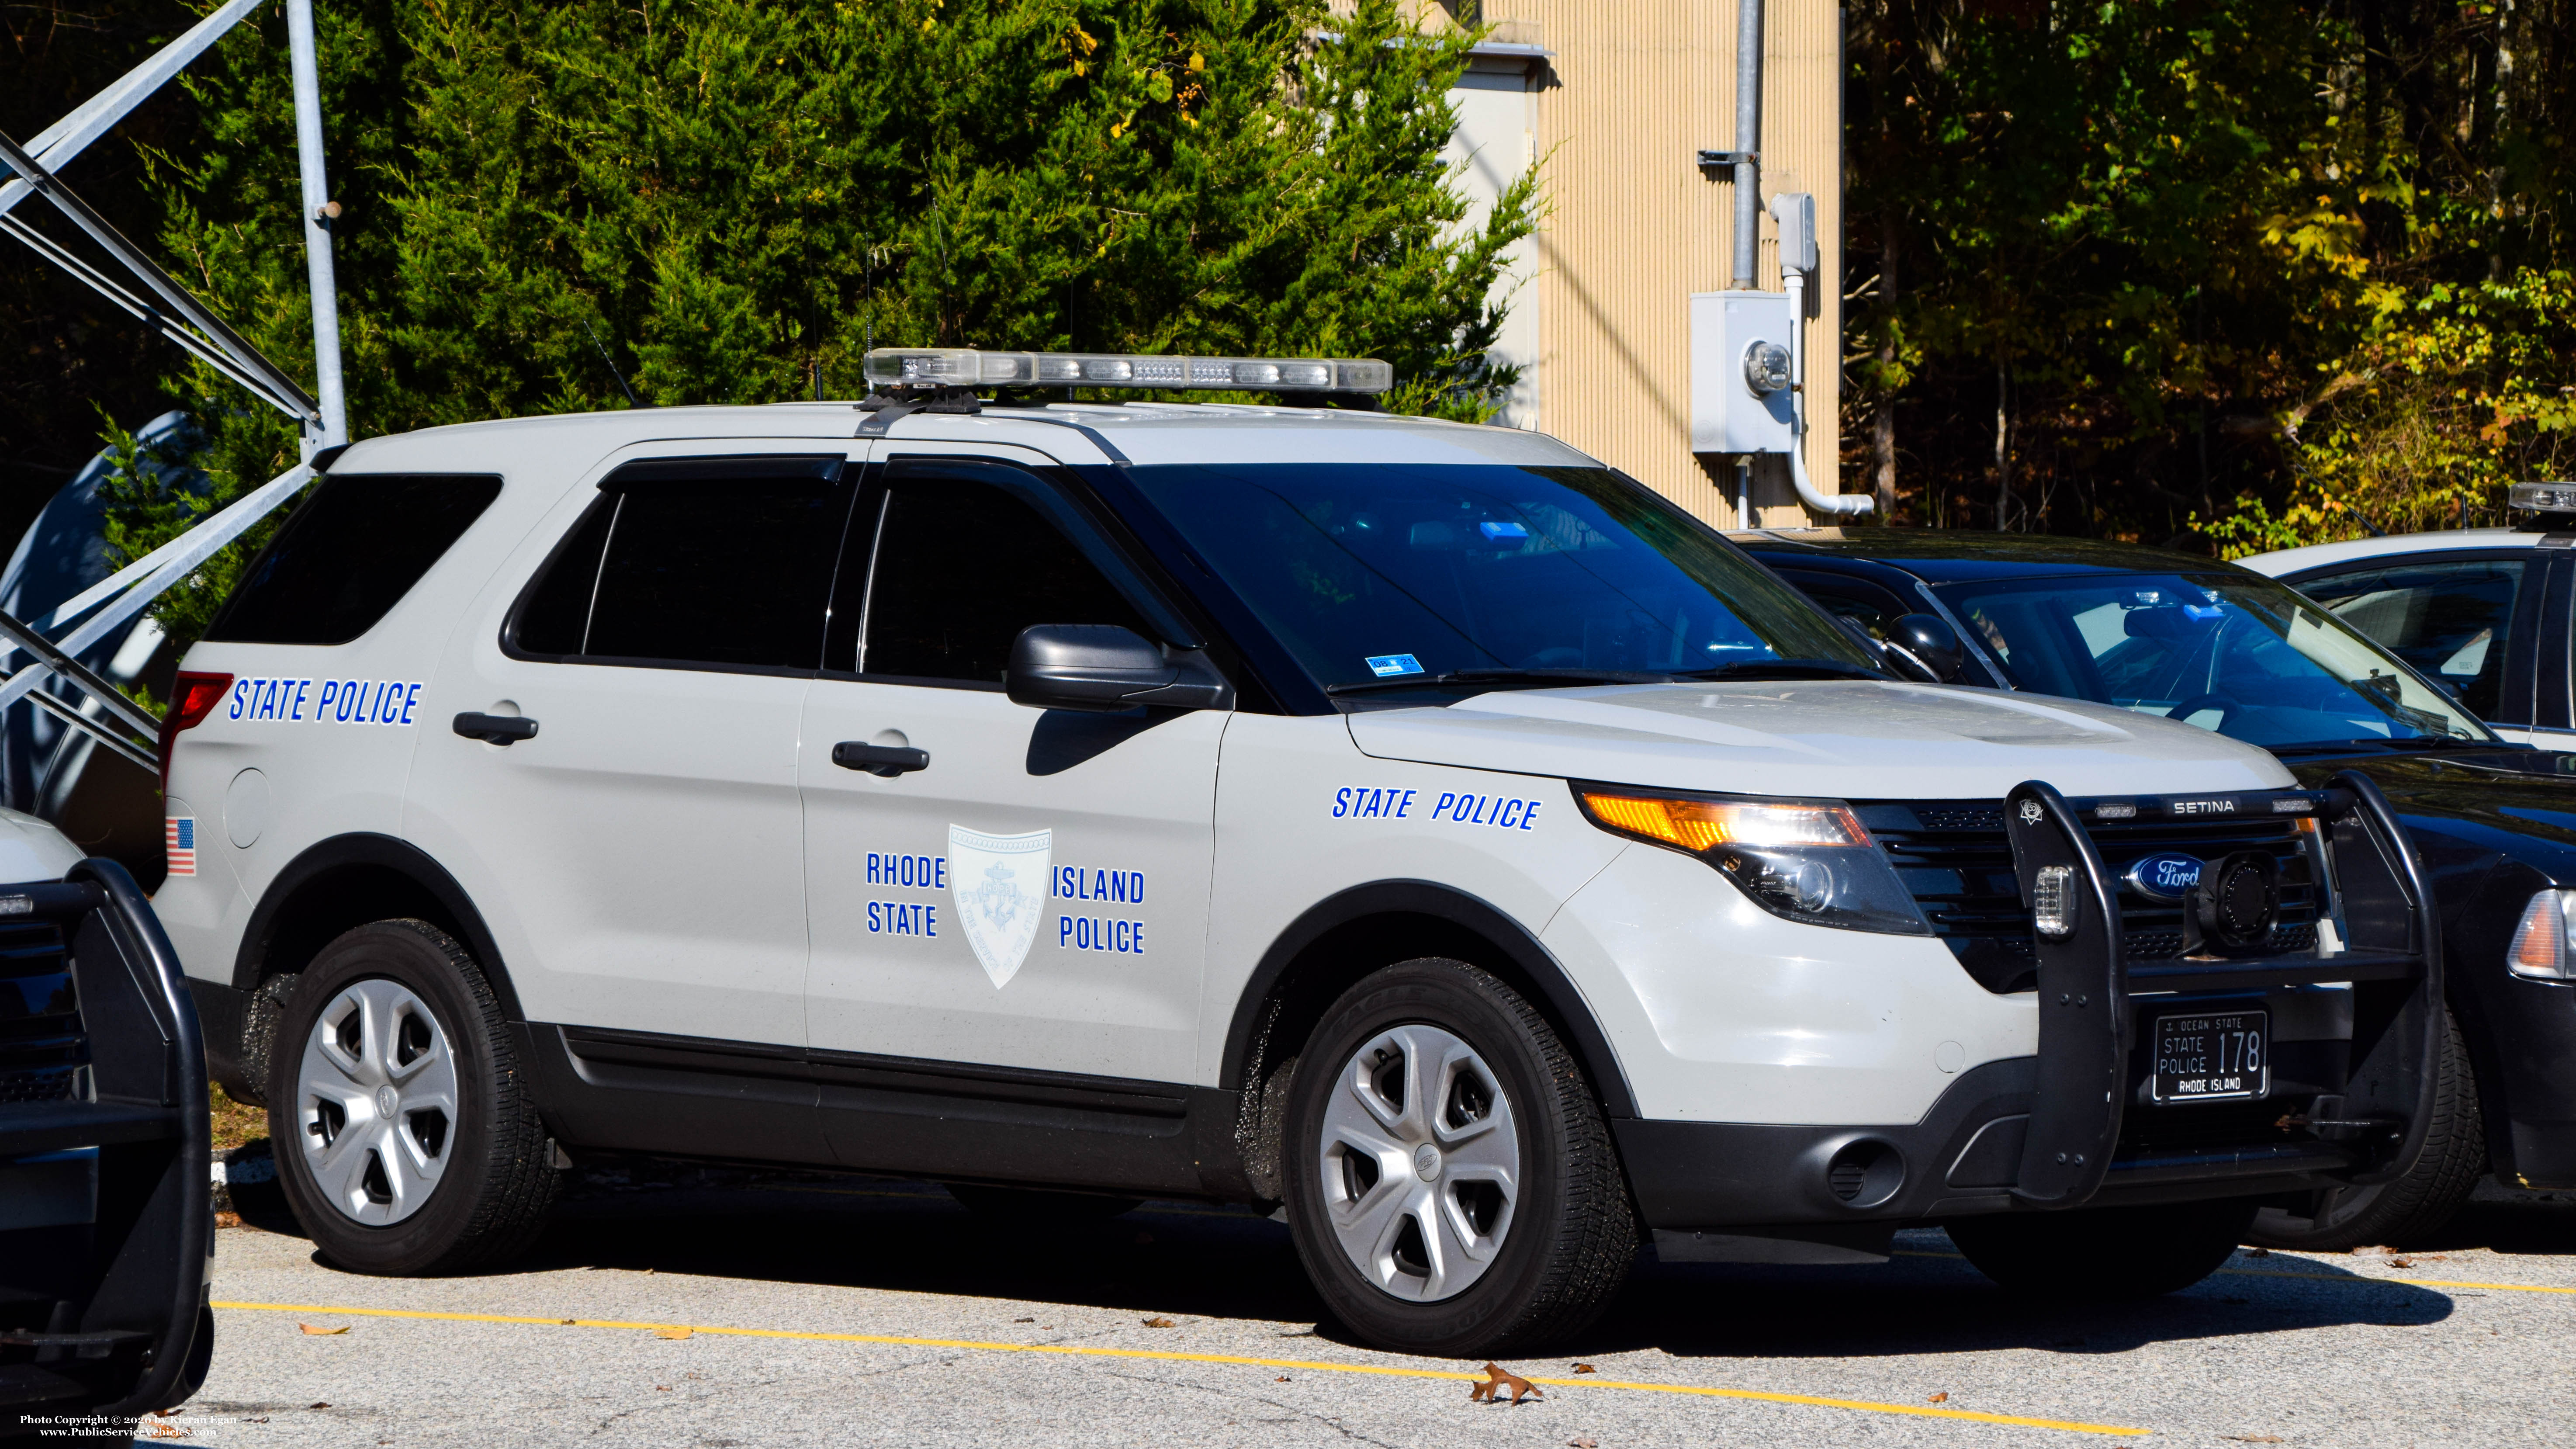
[159,672,233,793]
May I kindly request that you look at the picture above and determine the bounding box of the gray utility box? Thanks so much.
[1689,290,1797,456]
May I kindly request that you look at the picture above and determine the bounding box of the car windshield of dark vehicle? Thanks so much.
[1935,572,2492,751]
[1124,463,1873,693]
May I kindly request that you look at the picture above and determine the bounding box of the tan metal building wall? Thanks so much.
[1414,1,1851,527]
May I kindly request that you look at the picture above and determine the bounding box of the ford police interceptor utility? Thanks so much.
[158,349,2443,1355]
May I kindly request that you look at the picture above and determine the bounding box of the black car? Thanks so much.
[1738,527,2576,1249]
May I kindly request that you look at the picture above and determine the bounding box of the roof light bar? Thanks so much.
[2511,482,2576,513]
[862,348,1393,394]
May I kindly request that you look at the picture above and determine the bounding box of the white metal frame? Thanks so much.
[0,0,346,745]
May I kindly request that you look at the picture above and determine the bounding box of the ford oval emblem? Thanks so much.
[2124,853,2205,901]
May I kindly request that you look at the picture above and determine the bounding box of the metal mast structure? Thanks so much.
[0,0,347,758]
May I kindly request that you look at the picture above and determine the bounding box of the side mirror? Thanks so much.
[1006,624,1235,713]
[1887,613,1966,683]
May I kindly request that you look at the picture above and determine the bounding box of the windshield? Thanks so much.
[1121,463,1873,692]
[1934,572,2493,750]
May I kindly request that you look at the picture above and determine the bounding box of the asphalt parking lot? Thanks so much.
[158,1168,2574,1448]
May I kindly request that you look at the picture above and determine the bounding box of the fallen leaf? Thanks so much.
[214,1212,241,1229]
[654,1385,671,1392]
[558,1318,578,1325]
[1468,1362,1544,1405]
[1142,1317,1176,1328]
[2389,1258,2414,1269]
[298,1324,349,1336]
[308,1403,331,1410]
[1927,1391,1949,1403]
[1014,1316,1035,1323]
[652,1326,693,1341]
[1275,1375,1291,1382]
[1572,1363,1597,1374]
[1568,1439,1599,1449]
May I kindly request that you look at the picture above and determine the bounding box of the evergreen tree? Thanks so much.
[111,0,1534,645]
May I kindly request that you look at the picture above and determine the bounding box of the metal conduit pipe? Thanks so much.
[1731,0,1763,289]
[1783,264,1873,517]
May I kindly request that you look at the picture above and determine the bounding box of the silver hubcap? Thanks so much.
[1317,1023,1519,1302]
[297,979,458,1225]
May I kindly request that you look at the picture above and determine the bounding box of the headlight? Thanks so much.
[1573,787,1931,936]
[2506,889,2576,981]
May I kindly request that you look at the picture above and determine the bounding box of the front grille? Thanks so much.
[1856,800,2323,994]
[0,919,82,1105]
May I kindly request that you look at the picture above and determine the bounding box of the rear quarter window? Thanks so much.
[205,473,504,645]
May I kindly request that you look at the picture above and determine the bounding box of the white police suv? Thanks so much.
[160,350,2444,1355]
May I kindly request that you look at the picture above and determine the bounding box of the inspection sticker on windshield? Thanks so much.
[2152,1010,2268,1103]
[1364,654,1424,677]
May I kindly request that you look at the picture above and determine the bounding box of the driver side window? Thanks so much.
[847,460,1153,684]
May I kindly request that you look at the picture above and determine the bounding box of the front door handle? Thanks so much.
[832,741,930,777]
[454,712,539,745]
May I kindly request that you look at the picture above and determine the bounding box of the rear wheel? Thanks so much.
[2248,1008,2486,1251]
[1948,1197,2257,1300]
[267,920,559,1273]
[1282,959,1634,1356]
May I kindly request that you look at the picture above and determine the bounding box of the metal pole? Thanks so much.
[285,0,346,451]
[1731,0,1763,289]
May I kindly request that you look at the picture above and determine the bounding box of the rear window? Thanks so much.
[206,473,502,645]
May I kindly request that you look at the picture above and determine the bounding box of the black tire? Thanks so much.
[944,1183,1141,1220]
[267,920,559,1273]
[2248,1007,2486,1251]
[1947,1196,2258,1299]
[1282,958,1634,1356]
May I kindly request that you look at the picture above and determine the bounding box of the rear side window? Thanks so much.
[206,473,502,645]
[508,455,852,672]
[2292,556,2530,718]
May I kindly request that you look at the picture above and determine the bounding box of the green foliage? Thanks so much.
[1846,1,2576,541]
[2197,267,2576,555]
[115,0,1532,646]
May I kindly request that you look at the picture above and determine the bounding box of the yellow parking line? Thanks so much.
[1894,1248,2576,1296]
[208,1299,2146,1436]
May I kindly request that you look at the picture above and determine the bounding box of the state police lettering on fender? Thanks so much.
[226,677,423,726]
[1431,792,1542,830]
[1332,786,1417,819]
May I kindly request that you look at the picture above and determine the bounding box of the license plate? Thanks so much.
[2151,1010,2269,1104]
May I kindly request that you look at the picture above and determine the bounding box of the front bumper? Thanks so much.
[1620,772,2444,1254]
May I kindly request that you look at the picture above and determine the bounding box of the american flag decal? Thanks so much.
[166,817,197,877]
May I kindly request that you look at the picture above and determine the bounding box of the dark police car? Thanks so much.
[1738,527,2576,1249]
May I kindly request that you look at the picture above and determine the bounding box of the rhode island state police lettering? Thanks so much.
[1055,862,1146,955]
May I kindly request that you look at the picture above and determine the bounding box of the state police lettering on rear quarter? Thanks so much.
[226,676,422,725]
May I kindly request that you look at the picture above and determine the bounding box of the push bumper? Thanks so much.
[0,863,213,1427]
[1623,772,2443,1259]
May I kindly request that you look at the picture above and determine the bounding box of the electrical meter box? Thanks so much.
[1690,290,1797,455]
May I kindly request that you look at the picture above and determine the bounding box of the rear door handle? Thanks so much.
[454,712,539,745]
[831,742,930,776]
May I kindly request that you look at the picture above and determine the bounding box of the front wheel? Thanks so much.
[1948,1196,2257,1300]
[2248,1007,2486,1251]
[267,920,559,1274]
[1282,959,1634,1356]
